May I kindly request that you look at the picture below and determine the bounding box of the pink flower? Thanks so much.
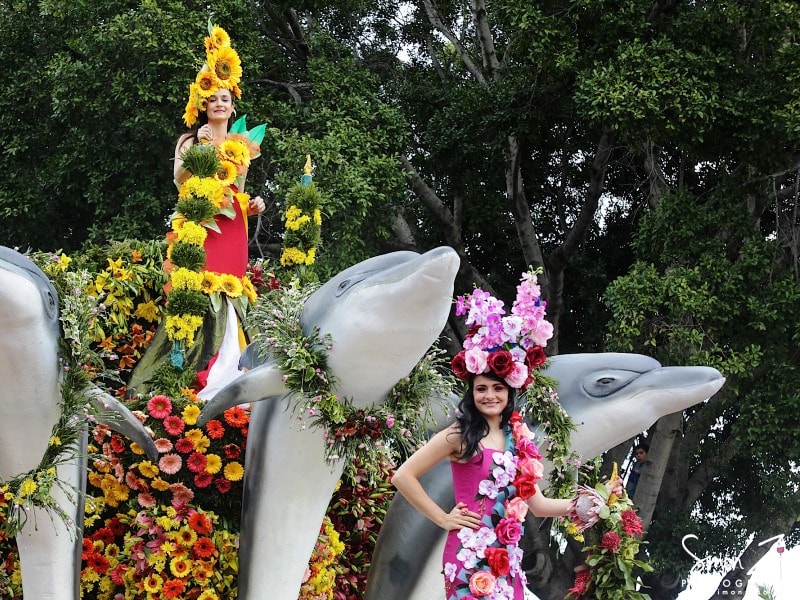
[468,570,496,597]
[158,453,182,475]
[569,486,605,532]
[568,568,591,596]
[600,531,622,552]
[503,361,528,389]
[495,517,522,545]
[505,496,529,522]
[518,457,544,481]
[146,395,172,419]
[169,483,194,506]
[621,509,644,537]
[137,492,156,508]
[163,415,185,436]
[175,437,194,454]
[464,347,489,375]
[515,437,542,461]
[154,438,173,453]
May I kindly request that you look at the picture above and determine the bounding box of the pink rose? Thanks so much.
[516,437,542,461]
[485,547,511,576]
[487,349,515,377]
[464,348,489,375]
[505,496,529,522]
[503,361,528,389]
[468,570,496,597]
[495,517,523,545]
[518,457,544,481]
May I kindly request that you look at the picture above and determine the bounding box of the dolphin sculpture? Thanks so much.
[0,246,157,600]
[365,352,726,600]
[197,246,461,600]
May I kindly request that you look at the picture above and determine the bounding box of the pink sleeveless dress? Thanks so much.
[443,445,526,600]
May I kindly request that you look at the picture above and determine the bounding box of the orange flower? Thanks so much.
[223,406,249,428]
[188,511,213,535]
[163,578,186,599]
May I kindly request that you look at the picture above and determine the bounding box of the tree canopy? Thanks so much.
[1,0,799,598]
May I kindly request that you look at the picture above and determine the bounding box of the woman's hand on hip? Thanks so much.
[441,502,481,531]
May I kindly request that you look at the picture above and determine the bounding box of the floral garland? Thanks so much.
[444,411,544,599]
[0,252,115,538]
[246,284,455,481]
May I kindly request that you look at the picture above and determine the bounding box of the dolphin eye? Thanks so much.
[584,370,639,398]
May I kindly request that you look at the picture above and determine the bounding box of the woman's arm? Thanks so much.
[173,134,195,185]
[526,484,573,518]
[391,426,481,531]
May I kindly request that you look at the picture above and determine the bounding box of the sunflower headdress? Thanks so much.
[183,21,243,127]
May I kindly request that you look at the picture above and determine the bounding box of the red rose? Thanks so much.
[525,346,547,370]
[494,517,523,545]
[509,410,523,425]
[487,349,515,377]
[484,547,510,576]
[513,474,537,500]
[451,351,470,380]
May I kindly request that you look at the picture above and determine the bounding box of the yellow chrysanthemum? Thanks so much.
[138,461,159,479]
[165,314,204,346]
[205,454,222,475]
[179,175,224,205]
[160,540,177,554]
[49,435,61,446]
[205,25,231,52]
[170,267,204,292]
[19,478,38,497]
[223,461,244,482]
[195,68,220,98]
[182,405,201,426]
[219,273,243,298]
[134,301,160,323]
[218,139,250,167]
[313,208,322,226]
[156,515,176,531]
[215,160,237,185]
[176,221,208,246]
[200,271,222,295]
[280,246,307,267]
[305,247,317,265]
[208,45,242,87]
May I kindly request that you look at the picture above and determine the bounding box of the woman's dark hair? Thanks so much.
[451,372,516,461]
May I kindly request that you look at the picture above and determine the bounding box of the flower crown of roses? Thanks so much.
[183,21,244,127]
[450,270,553,391]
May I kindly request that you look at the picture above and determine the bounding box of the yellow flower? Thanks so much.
[194,434,211,453]
[156,515,176,531]
[49,435,62,446]
[218,139,250,167]
[57,253,72,270]
[242,276,257,303]
[179,175,224,205]
[19,478,38,497]
[151,477,170,492]
[313,208,322,226]
[220,273,243,298]
[161,540,177,554]
[208,46,242,87]
[130,443,145,455]
[183,84,202,127]
[200,271,222,295]
[305,247,317,265]
[280,246,307,267]
[182,404,201,426]
[223,461,244,482]
[176,221,208,246]
[205,454,222,475]
[171,267,204,292]
[205,25,231,52]
[197,590,220,600]
[185,428,203,443]
[195,68,220,98]
[142,573,163,593]
[165,314,204,346]
[134,301,160,323]
[215,160,237,185]
[138,461,159,478]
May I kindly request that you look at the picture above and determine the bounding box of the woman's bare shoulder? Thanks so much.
[175,133,195,156]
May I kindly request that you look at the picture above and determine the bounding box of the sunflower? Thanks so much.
[195,69,219,97]
[204,25,231,52]
[242,276,257,302]
[143,573,164,593]
[200,271,222,295]
[208,45,242,87]
[218,139,250,167]
[215,160,237,185]
[220,273,243,298]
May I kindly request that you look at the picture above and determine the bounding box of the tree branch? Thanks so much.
[422,0,486,83]
[470,0,501,79]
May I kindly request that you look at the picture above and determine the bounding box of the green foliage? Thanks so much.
[180,143,221,179]
[169,241,206,271]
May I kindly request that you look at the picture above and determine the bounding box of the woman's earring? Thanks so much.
[232,107,237,117]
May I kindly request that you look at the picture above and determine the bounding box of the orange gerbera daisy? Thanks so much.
[223,406,249,428]
[162,578,186,599]
[193,536,216,559]
[188,511,213,535]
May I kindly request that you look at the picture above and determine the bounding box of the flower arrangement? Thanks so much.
[246,283,455,481]
[444,411,544,599]
[183,22,242,128]
[451,270,553,391]
[280,155,323,275]
[565,463,653,599]
[300,516,344,600]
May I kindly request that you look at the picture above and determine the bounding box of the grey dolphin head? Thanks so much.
[200,246,461,420]
[365,352,725,600]
[0,246,59,337]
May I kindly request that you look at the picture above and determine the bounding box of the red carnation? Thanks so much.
[451,351,470,380]
[599,531,622,552]
[525,346,547,370]
[487,349,515,378]
[485,547,511,576]
[621,509,644,537]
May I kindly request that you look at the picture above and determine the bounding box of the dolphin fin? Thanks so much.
[197,362,287,426]
[82,384,158,461]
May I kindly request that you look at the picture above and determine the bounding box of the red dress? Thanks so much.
[203,188,248,277]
